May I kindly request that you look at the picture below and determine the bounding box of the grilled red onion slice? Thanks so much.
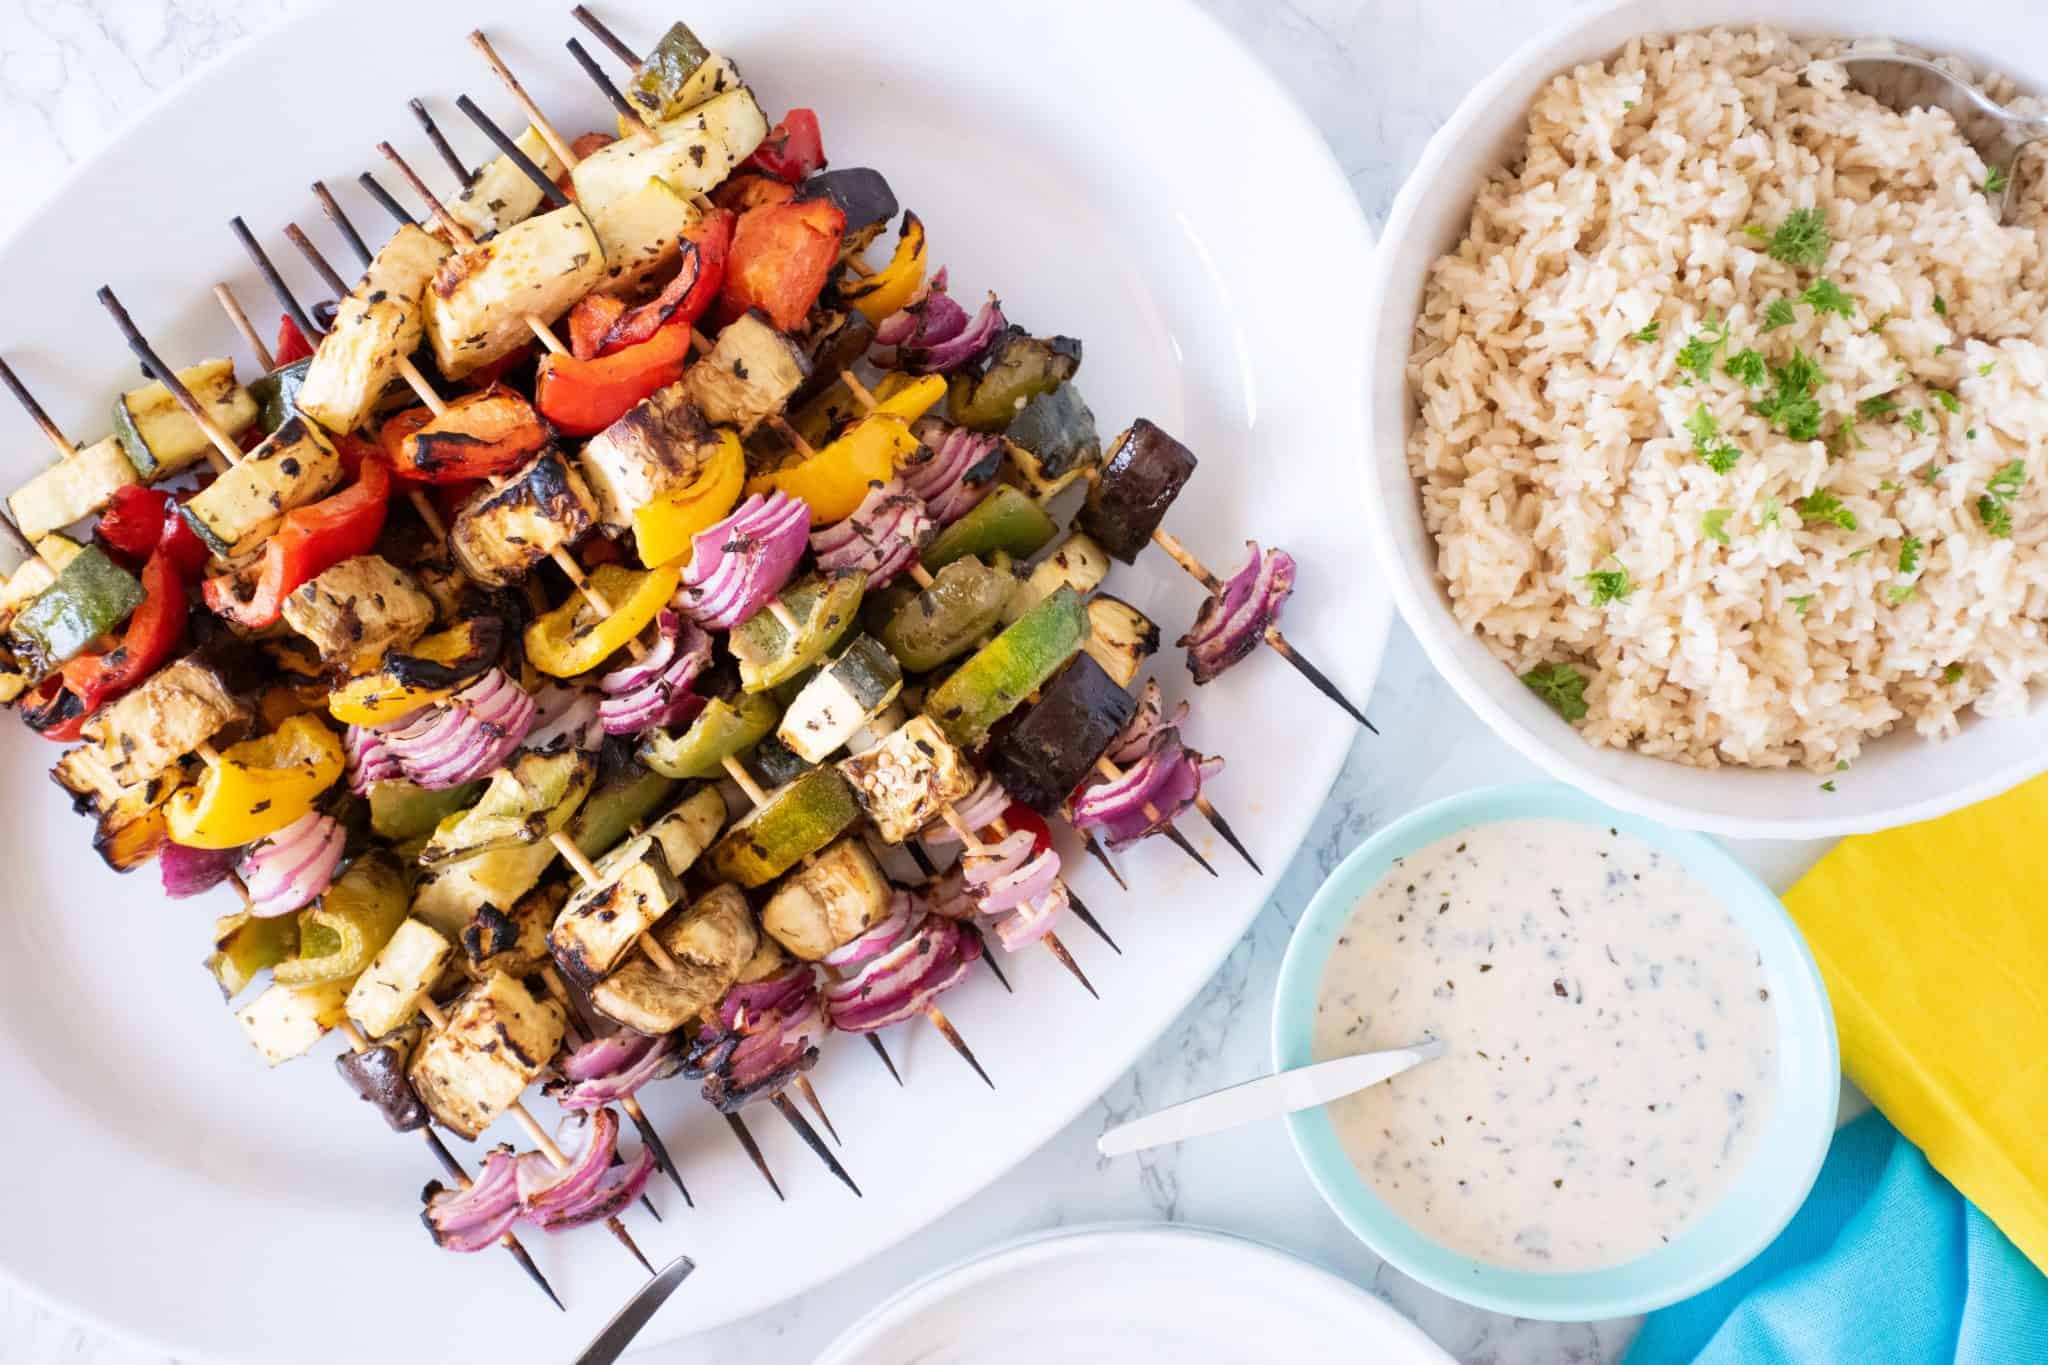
[904,421,1001,526]
[822,891,917,971]
[1178,541,1297,685]
[160,840,243,898]
[678,492,811,629]
[382,669,536,789]
[919,775,1011,849]
[872,269,1007,373]
[810,480,933,587]
[514,1107,655,1232]
[923,868,978,922]
[238,811,347,917]
[525,684,604,754]
[345,722,401,793]
[961,828,1068,950]
[694,964,829,1112]
[822,894,981,1033]
[1105,679,1191,767]
[598,610,712,735]
[422,1146,521,1253]
[553,1031,683,1111]
[1069,727,1223,851]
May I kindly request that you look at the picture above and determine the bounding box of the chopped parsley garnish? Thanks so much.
[1821,780,1838,792]
[1762,496,1782,528]
[1980,498,2013,537]
[1932,389,1961,414]
[1684,403,1743,473]
[1702,508,1733,544]
[1801,278,1856,319]
[1887,584,1917,605]
[1983,166,2011,196]
[1979,361,1997,377]
[1674,316,1727,383]
[1921,463,1945,483]
[1766,208,1832,270]
[1858,394,1899,420]
[1521,663,1590,722]
[1904,408,1927,434]
[1899,534,1923,575]
[1968,429,1979,441]
[1880,479,1901,492]
[1977,460,2028,538]
[1933,295,1948,317]
[1789,593,1814,616]
[1724,348,1768,386]
[1760,297,1798,332]
[1794,489,1859,531]
[1987,459,2028,500]
[1581,559,1633,606]
[1742,223,1770,241]
[1944,662,1967,684]
[1632,320,1662,344]
[1755,349,1826,441]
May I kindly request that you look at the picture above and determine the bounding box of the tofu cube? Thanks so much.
[836,715,979,843]
[407,972,566,1140]
[346,917,454,1039]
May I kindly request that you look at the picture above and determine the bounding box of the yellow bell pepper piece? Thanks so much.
[525,561,683,679]
[870,373,947,423]
[843,212,928,324]
[745,414,923,525]
[327,625,486,727]
[634,430,744,569]
[166,714,347,849]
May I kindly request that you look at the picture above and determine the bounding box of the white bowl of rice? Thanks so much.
[1365,0,2048,838]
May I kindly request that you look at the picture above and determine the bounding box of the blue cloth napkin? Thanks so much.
[1623,1111,2048,1364]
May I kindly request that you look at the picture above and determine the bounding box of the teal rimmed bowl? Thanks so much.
[1272,782,1838,1320]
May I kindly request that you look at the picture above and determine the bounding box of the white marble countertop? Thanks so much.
[0,1,1827,1361]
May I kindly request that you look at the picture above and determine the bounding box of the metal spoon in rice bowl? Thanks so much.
[1837,50,2048,218]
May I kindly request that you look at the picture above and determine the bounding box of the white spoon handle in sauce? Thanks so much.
[1096,1040,1446,1158]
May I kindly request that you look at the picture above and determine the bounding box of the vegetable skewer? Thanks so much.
[535,961,692,1205]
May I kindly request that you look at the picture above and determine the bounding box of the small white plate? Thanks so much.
[816,1224,1456,1365]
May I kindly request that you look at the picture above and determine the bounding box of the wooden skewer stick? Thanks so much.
[721,1108,785,1201]
[311,180,375,266]
[416,997,656,1274]
[563,37,658,143]
[355,170,418,229]
[537,963,691,1206]
[570,5,641,69]
[408,96,475,188]
[334,1019,564,1309]
[939,805,1096,1000]
[212,283,275,373]
[229,215,323,344]
[93,287,238,472]
[468,30,580,170]
[792,1075,840,1145]
[448,95,571,214]
[769,1092,861,1196]
[0,354,107,566]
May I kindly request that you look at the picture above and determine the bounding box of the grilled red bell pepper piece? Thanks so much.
[718,199,844,333]
[27,550,191,741]
[569,294,628,361]
[742,109,826,183]
[534,322,694,437]
[275,314,315,367]
[1001,802,1055,856]
[96,485,210,581]
[711,174,796,215]
[566,211,736,362]
[382,386,553,484]
[201,455,393,628]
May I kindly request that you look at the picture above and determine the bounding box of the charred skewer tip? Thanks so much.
[723,1111,786,1202]
[924,1005,995,1090]
[864,1033,904,1086]
[770,1093,862,1197]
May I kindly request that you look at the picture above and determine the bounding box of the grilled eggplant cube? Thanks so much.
[82,655,249,788]
[1082,595,1160,689]
[547,834,682,989]
[8,436,139,541]
[1002,532,1109,626]
[683,312,809,433]
[707,765,861,886]
[425,205,607,382]
[237,979,351,1067]
[588,882,758,1034]
[336,1040,429,1133]
[450,124,565,240]
[579,384,722,531]
[777,635,902,764]
[280,554,435,671]
[407,971,567,1140]
[836,714,979,844]
[761,834,891,961]
[297,224,453,436]
[1077,420,1198,563]
[990,652,1136,817]
[345,916,454,1040]
[113,358,259,480]
[179,415,343,559]
[449,447,599,586]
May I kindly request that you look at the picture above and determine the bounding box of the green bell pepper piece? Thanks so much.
[272,851,411,987]
[418,749,596,866]
[881,556,1014,672]
[729,570,866,693]
[4,544,145,677]
[570,759,683,859]
[204,910,300,1001]
[248,358,313,436]
[922,585,1088,748]
[367,779,485,843]
[921,488,1056,573]
[638,693,780,780]
[947,330,1082,431]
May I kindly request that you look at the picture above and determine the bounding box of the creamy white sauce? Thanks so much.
[1311,818,1777,1272]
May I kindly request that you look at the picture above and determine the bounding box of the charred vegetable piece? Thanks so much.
[8,436,138,542]
[578,384,723,531]
[706,765,860,886]
[549,833,682,989]
[920,485,1056,572]
[742,733,810,788]
[642,785,727,876]
[728,570,866,693]
[82,654,247,790]
[880,556,1012,672]
[408,971,567,1140]
[1004,384,1101,496]
[790,309,875,409]
[387,386,553,486]
[180,415,344,558]
[1077,420,1197,563]
[335,1040,429,1132]
[1082,595,1160,689]
[237,979,350,1067]
[923,585,1088,749]
[461,881,562,982]
[112,357,259,480]
[205,908,299,1000]
[836,713,979,844]
[449,447,600,587]
[419,748,596,866]
[761,834,892,960]
[271,850,411,988]
[588,883,756,1035]
[623,21,714,124]
[367,778,485,842]
[346,916,454,1039]
[247,359,313,436]
[639,692,780,780]
[989,651,1136,816]
[328,619,505,729]
[423,206,607,382]
[4,545,144,678]
[411,840,560,943]
[567,759,682,859]
[777,634,902,763]
[947,329,1081,432]
[834,208,921,323]
[684,311,809,433]
[451,125,564,240]
[280,554,435,672]
[798,168,899,238]
[298,223,452,436]
[1002,532,1108,625]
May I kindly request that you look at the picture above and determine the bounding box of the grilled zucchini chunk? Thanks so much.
[296,224,453,436]
[179,415,343,558]
[584,175,700,298]
[777,635,902,765]
[424,205,607,382]
[547,833,682,988]
[8,436,139,540]
[81,655,249,788]
[836,713,979,844]
[571,86,768,235]
[449,124,565,240]
[761,835,891,961]
[411,840,559,942]
[1081,595,1160,689]
[645,785,727,880]
[280,554,436,671]
[449,447,599,587]
[579,384,722,531]
[588,883,757,1035]
[52,744,180,873]
[683,312,808,433]
[237,979,352,1067]
[460,880,564,982]
[113,358,260,480]
[1002,533,1109,626]
[345,917,454,1040]
[407,971,567,1140]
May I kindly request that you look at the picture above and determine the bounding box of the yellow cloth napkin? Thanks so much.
[1785,772,2048,1273]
